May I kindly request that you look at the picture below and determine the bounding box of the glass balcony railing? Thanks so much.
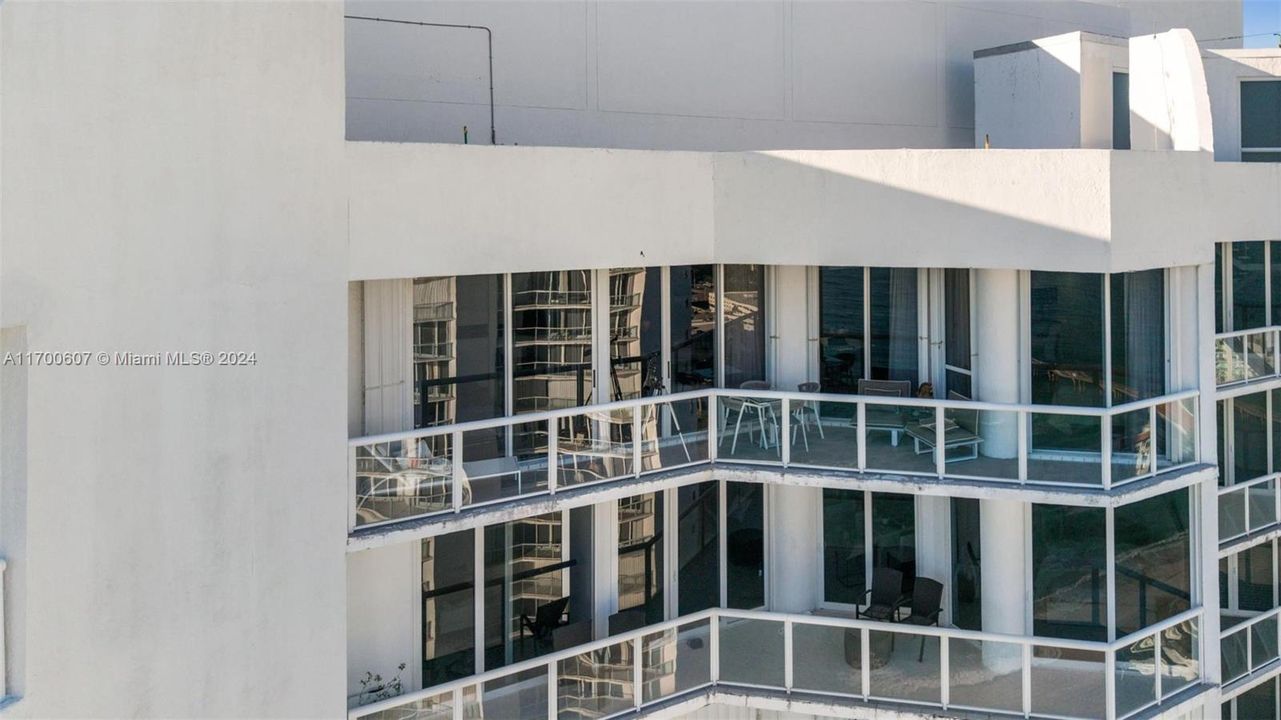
[350,388,1201,531]
[1218,475,1281,544]
[1221,608,1281,687]
[348,607,1203,720]
[1217,328,1281,387]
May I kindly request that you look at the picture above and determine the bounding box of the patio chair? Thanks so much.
[856,379,912,447]
[520,596,571,649]
[791,381,825,451]
[896,577,944,662]
[720,380,779,456]
[902,390,983,462]
[856,567,905,622]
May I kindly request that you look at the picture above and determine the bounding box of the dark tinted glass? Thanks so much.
[1233,242,1267,331]
[1242,80,1281,150]
[1113,72,1130,150]
[677,481,720,615]
[726,482,765,608]
[1114,490,1190,635]
[1033,504,1107,641]
[1031,272,1104,407]
[609,267,662,400]
[823,488,866,604]
[422,530,475,685]
[819,266,865,395]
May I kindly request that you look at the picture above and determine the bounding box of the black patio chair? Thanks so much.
[856,567,905,622]
[520,596,570,650]
[896,577,944,661]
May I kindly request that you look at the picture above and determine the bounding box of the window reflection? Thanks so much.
[1031,272,1105,408]
[670,265,716,393]
[609,268,662,401]
[422,530,475,685]
[677,481,719,615]
[618,492,664,625]
[944,268,972,398]
[723,265,766,389]
[822,488,866,604]
[726,482,764,609]
[819,267,865,396]
[1033,504,1107,641]
[512,270,593,453]
[484,513,569,669]
[1233,241,1267,330]
[1114,490,1190,635]
[1238,542,1275,612]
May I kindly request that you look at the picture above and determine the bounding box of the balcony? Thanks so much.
[1216,327,1281,389]
[349,607,1204,720]
[1222,608,1281,692]
[348,389,1201,533]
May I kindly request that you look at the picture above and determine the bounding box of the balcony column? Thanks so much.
[767,484,819,612]
[975,269,1026,669]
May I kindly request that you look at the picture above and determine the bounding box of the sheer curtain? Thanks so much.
[1113,270,1165,403]
[886,267,919,386]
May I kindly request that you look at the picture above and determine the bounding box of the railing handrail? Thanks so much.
[1218,472,1281,495]
[348,605,1202,719]
[350,387,1200,447]
[1216,326,1278,341]
[1221,605,1281,636]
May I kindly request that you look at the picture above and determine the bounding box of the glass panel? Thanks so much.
[1159,617,1199,699]
[1251,479,1278,532]
[944,268,971,372]
[677,481,719,615]
[511,270,592,422]
[872,492,916,596]
[1033,505,1107,641]
[481,667,548,720]
[868,267,919,387]
[1217,243,1226,335]
[1252,616,1279,670]
[726,482,765,609]
[359,690,454,720]
[1240,542,1275,612]
[865,402,934,475]
[1244,151,1281,162]
[1030,647,1105,719]
[1248,331,1277,380]
[1220,487,1248,542]
[823,489,866,604]
[1114,490,1191,636]
[1235,392,1270,483]
[1274,241,1281,328]
[1031,272,1105,408]
[618,492,664,625]
[1111,407,1153,483]
[641,620,712,704]
[819,266,865,395]
[484,513,566,670]
[639,398,708,472]
[716,395,781,464]
[1028,412,1102,486]
[717,618,784,688]
[1218,336,1246,386]
[607,267,661,401]
[463,427,545,505]
[422,530,475,686]
[791,623,862,696]
[556,407,633,488]
[1222,625,1249,683]
[1114,635,1156,718]
[1155,398,1196,472]
[948,638,1022,712]
[1113,72,1131,149]
[949,408,1017,480]
[1236,673,1280,718]
[1110,270,1165,404]
[790,396,858,470]
[670,264,716,394]
[355,435,454,526]
[1234,242,1268,331]
[951,498,982,631]
[867,630,940,705]
[413,275,506,432]
[723,264,766,389]
[556,640,635,720]
[1241,80,1281,150]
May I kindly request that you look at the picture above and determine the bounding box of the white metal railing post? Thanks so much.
[860,628,870,699]
[857,402,867,471]
[547,659,558,718]
[452,430,464,512]
[633,636,644,709]
[348,446,359,531]
[1018,409,1028,483]
[1101,411,1113,490]
[783,619,794,691]
[707,394,719,463]
[1105,647,1118,720]
[781,399,791,467]
[1022,643,1032,717]
[1148,404,1158,478]
[710,613,720,682]
[632,405,642,477]
[547,418,558,494]
[940,635,949,710]
[1153,631,1163,702]
[934,405,946,477]
[451,686,463,720]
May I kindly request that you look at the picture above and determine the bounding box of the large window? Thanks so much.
[822,488,866,604]
[677,481,720,615]
[1032,504,1107,641]
[818,267,865,395]
[1110,270,1165,404]
[818,266,920,394]
[1113,490,1190,635]
[1218,389,1277,487]
[725,482,765,608]
[511,270,593,415]
[1242,80,1281,162]
[1216,240,1281,332]
[618,492,664,624]
[670,265,716,394]
[1031,272,1106,408]
[422,530,476,685]
[723,265,767,389]
[944,268,973,398]
[484,512,572,668]
[608,267,662,401]
[869,268,920,387]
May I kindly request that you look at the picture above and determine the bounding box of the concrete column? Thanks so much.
[974,269,1027,669]
[770,265,810,391]
[974,269,1020,457]
[768,484,819,612]
[980,498,1027,670]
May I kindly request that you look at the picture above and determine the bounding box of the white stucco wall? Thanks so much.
[0,2,349,716]
[1203,49,1281,161]
[342,0,1238,151]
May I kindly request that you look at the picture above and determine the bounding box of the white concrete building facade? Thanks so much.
[2,1,1281,719]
